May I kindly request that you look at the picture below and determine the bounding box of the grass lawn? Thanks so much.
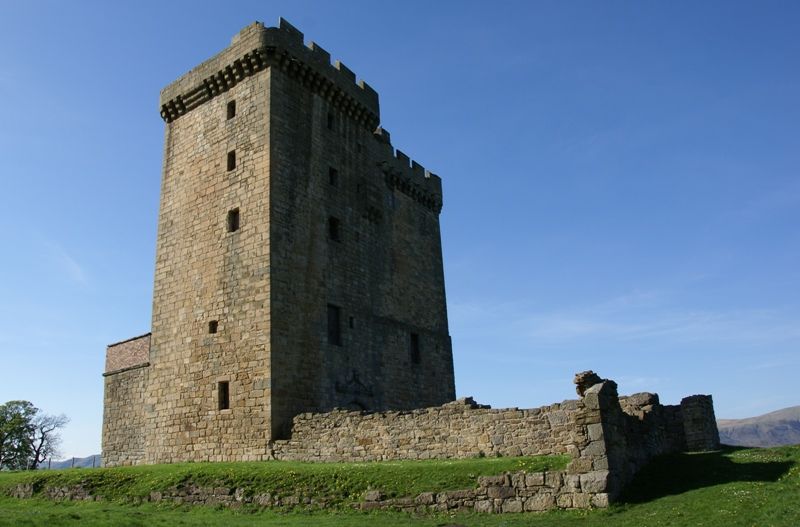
[1,446,798,526]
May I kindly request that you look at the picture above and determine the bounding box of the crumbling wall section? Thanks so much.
[272,372,720,507]
[272,397,586,461]
[579,377,720,498]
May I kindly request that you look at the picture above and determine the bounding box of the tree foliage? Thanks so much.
[0,401,68,470]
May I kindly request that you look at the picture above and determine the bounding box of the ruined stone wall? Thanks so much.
[272,397,585,461]
[583,381,720,498]
[681,395,720,451]
[270,374,719,505]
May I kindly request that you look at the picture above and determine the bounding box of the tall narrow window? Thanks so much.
[327,304,342,346]
[327,111,335,130]
[218,381,230,410]
[227,208,240,232]
[226,100,236,120]
[328,216,341,242]
[328,167,339,186]
[208,320,218,334]
[227,150,236,171]
[410,333,421,365]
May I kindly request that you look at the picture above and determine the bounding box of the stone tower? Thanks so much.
[102,19,455,466]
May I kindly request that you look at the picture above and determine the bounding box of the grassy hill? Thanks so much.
[1,446,799,526]
[718,405,800,447]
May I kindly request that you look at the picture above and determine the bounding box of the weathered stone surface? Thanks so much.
[591,493,610,508]
[556,493,573,508]
[579,471,609,493]
[574,371,604,396]
[587,423,604,441]
[525,493,555,511]
[525,472,545,487]
[9,484,33,499]
[478,475,509,487]
[501,499,524,513]
[545,471,563,488]
[487,486,516,499]
[415,492,435,504]
[567,458,592,474]
[363,490,383,502]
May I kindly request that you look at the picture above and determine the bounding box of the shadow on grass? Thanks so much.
[619,446,793,504]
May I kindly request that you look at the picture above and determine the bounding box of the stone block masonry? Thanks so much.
[104,17,454,466]
[271,397,585,461]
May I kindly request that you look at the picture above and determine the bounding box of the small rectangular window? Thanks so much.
[327,112,335,131]
[227,150,236,171]
[349,316,354,329]
[328,167,339,186]
[218,381,230,410]
[227,208,240,232]
[226,100,236,120]
[208,320,218,334]
[328,216,341,242]
[327,304,342,346]
[410,333,421,365]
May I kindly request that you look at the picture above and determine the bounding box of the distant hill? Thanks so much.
[718,406,800,447]
[41,455,101,470]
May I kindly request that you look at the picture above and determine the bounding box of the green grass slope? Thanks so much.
[0,455,567,507]
[1,446,799,526]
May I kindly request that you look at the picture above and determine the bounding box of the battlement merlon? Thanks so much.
[159,19,380,128]
[373,127,443,213]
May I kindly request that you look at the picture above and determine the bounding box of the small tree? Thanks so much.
[0,401,68,470]
[28,412,69,470]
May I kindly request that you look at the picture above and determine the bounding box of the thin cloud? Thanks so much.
[728,180,800,223]
[43,241,88,284]
[451,291,800,347]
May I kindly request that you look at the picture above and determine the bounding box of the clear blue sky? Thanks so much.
[1,1,798,459]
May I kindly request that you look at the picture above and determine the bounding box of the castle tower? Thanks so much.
[102,19,455,465]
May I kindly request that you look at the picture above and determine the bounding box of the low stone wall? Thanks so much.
[272,397,586,461]
[6,468,607,513]
[271,372,720,505]
[360,469,610,513]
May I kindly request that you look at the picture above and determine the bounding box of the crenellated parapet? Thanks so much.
[373,128,443,214]
[159,18,380,129]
